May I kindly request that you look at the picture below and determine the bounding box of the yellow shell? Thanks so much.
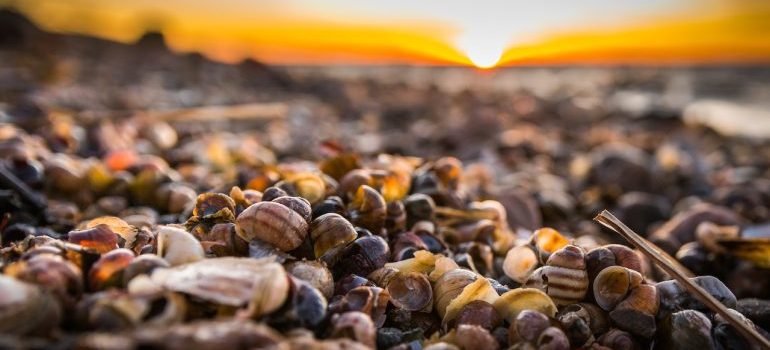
[493,288,557,322]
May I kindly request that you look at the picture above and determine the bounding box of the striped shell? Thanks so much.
[235,201,309,251]
[525,245,588,305]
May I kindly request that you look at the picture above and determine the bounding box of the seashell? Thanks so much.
[433,268,477,320]
[68,224,119,254]
[156,226,205,266]
[261,186,288,202]
[509,309,550,344]
[89,248,135,291]
[536,327,570,350]
[235,201,309,252]
[310,213,357,258]
[385,200,407,234]
[609,284,659,338]
[649,203,742,253]
[192,192,236,220]
[658,310,715,350]
[330,311,376,348]
[604,244,642,273]
[156,182,196,214]
[367,266,400,288]
[152,257,289,318]
[712,308,763,350]
[311,195,346,218]
[329,286,390,327]
[526,245,588,305]
[386,250,439,276]
[457,242,494,277]
[597,328,640,350]
[593,266,643,311]
[442,274,499,323]
[656,275,736,318]
[424,342,460,350]
[557,304,592,347]
[404,193,436,228]
[386,272,433,312]
[493,288,557,322]
[79,290,186,330]
[331,235,390,278]
[0,275,62,336]
[454,324,499,350]
[454,300,501,331]
[268,278,327,329]
[229,186,262,214]
[391,231,429,261]
[280,172,326,204]
[531,227,569,264]
[335,275,375,296]
[122,254,170,286]
[430,255,460,282]
[503,245,539,283]
[272,196,312,223]
[284,260,334,300]
[4,253,83,309]
[348,185,387,234]
[84,216,137,249]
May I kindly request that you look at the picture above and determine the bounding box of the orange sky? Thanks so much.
[4,0,770,67]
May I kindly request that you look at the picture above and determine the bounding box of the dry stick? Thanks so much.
[594,210,770,349]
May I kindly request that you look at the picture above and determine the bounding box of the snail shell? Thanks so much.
[330,311,376,348]
[348,185,387,234]
[0,275,62,336]
[156,226,205,266]
[434,269,477,320]
[525,245,588,306]
[272,196,312,223]
[4,253,83,309]
[531,227,569,264]
[284,260,335,299]
[89,248,135,291]
[503,245,539,283]
[493,288,557,322]
[68,224,119,254]
[235,201,309,252]
[310,213,357,259]
[509,309,551,344]
[454,300,501,331]
[593,266,643,311]
[386,272,433,312]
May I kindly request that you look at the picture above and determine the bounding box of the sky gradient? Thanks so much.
[4,0,770,67]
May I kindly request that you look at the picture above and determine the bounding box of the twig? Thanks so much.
[0,163,47,211]
[594,210,770,349]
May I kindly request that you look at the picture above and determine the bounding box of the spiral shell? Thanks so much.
[493,288,557,323]
[503,245,539,283]
[525,245,588,306]
[310,213,357,258]
[348,185,387,234]
[386,272,433,312]
[235,201,309,252]
[156,226,205,266]
[89,248,135,290]
[330,311,376,348]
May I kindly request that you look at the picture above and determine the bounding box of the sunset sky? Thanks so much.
[4,0,770,67]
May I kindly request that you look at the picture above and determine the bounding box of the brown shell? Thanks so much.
[68,224,119,254]
[310,213,357,258]
[348,185,387,234]
[235,201,309,252]
[89,248,135,291]
[387,272,433,312]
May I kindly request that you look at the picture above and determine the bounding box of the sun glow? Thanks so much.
[457,31,506,69]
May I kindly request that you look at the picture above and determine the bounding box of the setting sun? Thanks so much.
[459,36,505,69]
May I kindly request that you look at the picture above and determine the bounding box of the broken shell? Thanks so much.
[122,254,170,286]
[593,266,643,311]
[503,245,539,284]
[386,272,433,312]
[68,224,119,254]
[386,250,439,276]
[84,216,137,249]
[391,231,429,261]
[604,244,642,273]
[330,311,376,348]
[310,213,357,258]
[156,226,205,266]
[152,257,289,318]
[284,260,334,300]
[235,201,309,252]
[493,288,558,322]
[192,192,236,219]
[348,185,387,234]
[329,286,390,327]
